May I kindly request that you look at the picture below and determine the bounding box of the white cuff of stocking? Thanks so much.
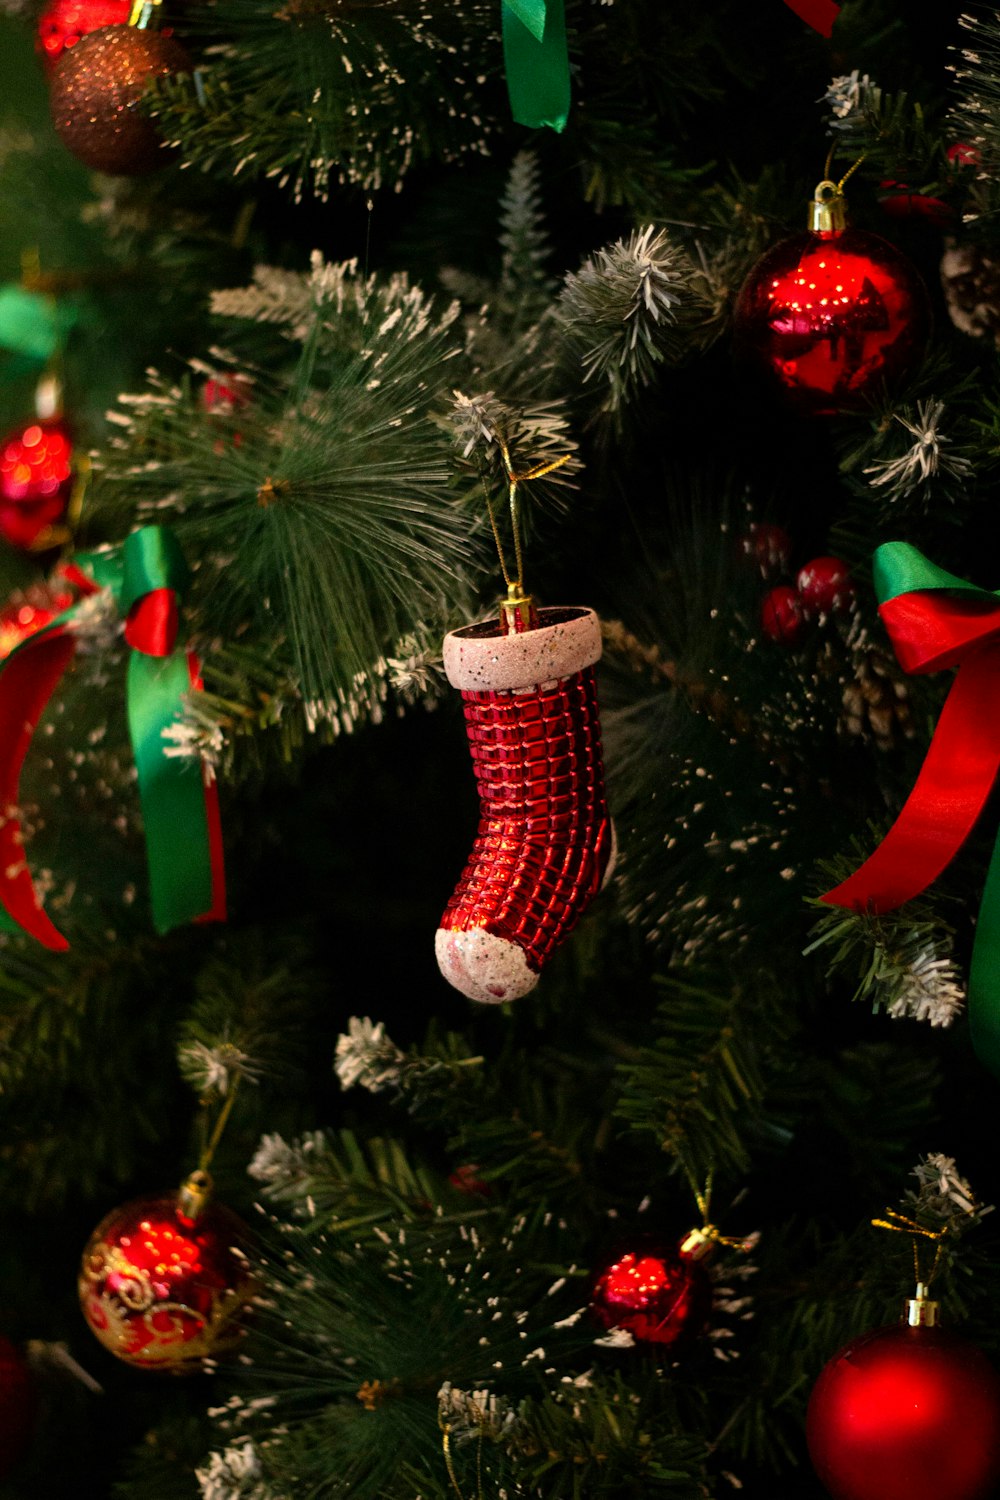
[442,607,601,693]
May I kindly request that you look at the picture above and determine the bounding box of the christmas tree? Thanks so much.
[3,1,1000,1496]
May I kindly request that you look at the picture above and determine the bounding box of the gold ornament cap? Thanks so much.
[809,180,848,236]
[905,1282,941,1327]
[178,1168,214,1223]
[499,581,538,634]
[678,1226,715,1261]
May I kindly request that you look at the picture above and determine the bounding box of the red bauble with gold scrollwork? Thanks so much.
[78,1186,255,1373]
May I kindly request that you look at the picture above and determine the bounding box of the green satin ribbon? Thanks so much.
[128,649,215,932]
[0,283,77,375]
[502,0,570,131]
[873,543,989,605]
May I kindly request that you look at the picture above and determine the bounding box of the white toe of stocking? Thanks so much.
[435,928,539,1005]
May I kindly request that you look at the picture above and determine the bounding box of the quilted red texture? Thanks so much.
[440,666,612,974]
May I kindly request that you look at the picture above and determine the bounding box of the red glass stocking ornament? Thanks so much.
[807,1290,1000,1500]
[78,1172,255,1373]
[436,604,614,1004]
[590,1233,714,1349]
[735,180,930,414]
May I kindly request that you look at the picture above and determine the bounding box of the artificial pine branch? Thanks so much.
[148,0,504,200]
[92,260,485,717]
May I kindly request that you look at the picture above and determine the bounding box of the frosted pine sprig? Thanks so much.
[211,253,459,350]
[196,1439,285,1500]
[452,389,581,490]
[822,71,875,132]
[886,947,965,1028]
[558,227,703,407]
[437,1383,519,1444]
[333,1017,483,1103]
[864,399,974,502]
[498,151,555,297]
[178,1040,264,1096]
[901,1153,993,1235]
[247,1130,330,1205]
[334,1017,406,1094]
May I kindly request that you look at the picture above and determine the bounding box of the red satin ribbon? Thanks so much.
[126,587,179,658]
[783,0,839,36]
[823,594,1000,916]
[0,630,76,951]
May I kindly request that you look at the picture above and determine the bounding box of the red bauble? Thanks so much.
[761,583,804,645]
[796,556,855,617]
[36,0,130,67]
[0,578,77,658]
[448,1163,492,1198]
[877,182,953,228]
[49,26,192,176]
[590,1242,713,1348]
[0,419,73,551]
[807,1321,1000,1500]
[734,226,930,413]
[202,374,253,415]
[0,1337,36,1479]
[78,1187,255,1372]
[740,522,793,577]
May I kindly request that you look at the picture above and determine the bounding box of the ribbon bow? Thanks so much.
[782,0,839,37]
[501,0,570,132]
[0,525,226,951]
[822,542,1000,1076]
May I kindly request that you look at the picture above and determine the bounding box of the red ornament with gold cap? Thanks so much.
[734,177,930,413]
[48,0,192,176]
[590,1227,717,1348]
[0,376,76,553]
[78,1169,255,1373]
[807,1284,1000,1500]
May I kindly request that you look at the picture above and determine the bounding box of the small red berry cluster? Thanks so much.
[741,524,855,647]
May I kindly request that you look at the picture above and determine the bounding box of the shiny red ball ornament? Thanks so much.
[0,1337,36,1479]
[447,1163,493,1198]
[49,25,192,176]
[590,1241,713,1348]
[796,556,855,617]
[807,1320,1000,1500]
[78,1178,255,1372]
[202,373,253,415]
[0,419,73,551]
[740,522,793,577]
[36,0,131,67]
[877,182,953,229]
[734,181,930,414]
[761,583,805,645]
[0,579,77,659]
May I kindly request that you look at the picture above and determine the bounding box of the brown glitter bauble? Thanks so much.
[49,25,191,176]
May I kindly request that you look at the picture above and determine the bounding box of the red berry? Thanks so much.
[761,584,804,645]
[740,522,793,577]
[796,556,855,617]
